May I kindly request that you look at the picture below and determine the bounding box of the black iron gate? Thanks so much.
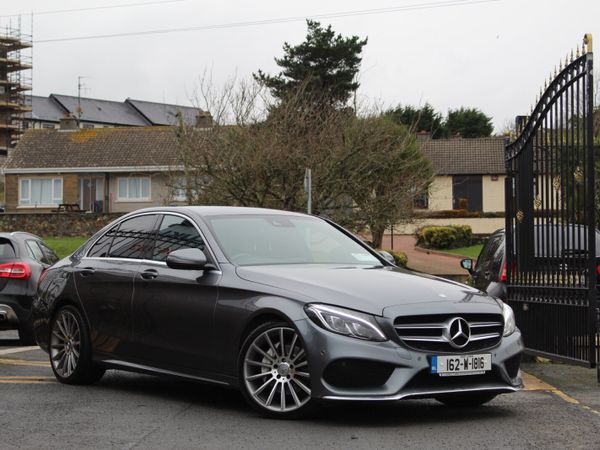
[505,35,597,367]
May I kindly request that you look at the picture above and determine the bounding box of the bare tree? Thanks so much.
[173,76,433,248]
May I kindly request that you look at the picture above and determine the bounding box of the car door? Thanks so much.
[131,213,220,373]
[73,214,160,358]
[471,232,503,292]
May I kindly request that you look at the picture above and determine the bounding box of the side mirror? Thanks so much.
[378,250,396,265]
[166,248,209,270]
[460,258,474,274]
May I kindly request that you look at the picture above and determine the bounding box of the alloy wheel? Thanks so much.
[50,309,81,378]
[243,326,311,413]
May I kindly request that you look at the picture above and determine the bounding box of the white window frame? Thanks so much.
[18,177,63,207]
[116,176,152,202]
[172,176,187,202]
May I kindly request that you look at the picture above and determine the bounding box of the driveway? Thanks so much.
[382,235,466,278]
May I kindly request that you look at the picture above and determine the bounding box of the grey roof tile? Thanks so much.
[26,95,66,122]
[125,98,200,126]
[50,94,150,126]
[5,127,180,169]
[419,137,506,175]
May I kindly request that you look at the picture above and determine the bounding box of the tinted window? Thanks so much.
[109,215,159,259]
[490,241,505,278]
[0,239,16,261]
[476,234,503,272]
[88,223,120,258]
[152,215,204,261]
[26,240,46,263]
[39,242,59,264]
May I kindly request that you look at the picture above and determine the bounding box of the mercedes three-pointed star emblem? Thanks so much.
[445,317,471,349]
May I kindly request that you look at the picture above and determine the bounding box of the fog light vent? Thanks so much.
[323,359,395,389]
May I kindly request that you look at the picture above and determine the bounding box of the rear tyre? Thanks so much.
[18,319,36,345]
[239,321,316,419]
[49,305,105,385]
[435,393,497,407]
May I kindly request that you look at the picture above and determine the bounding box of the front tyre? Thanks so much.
[49,305,105,385]
[435,393,497,407]
[239,321,316,419]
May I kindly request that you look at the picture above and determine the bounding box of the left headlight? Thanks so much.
[502,302,516,337]
[304,304,387,342]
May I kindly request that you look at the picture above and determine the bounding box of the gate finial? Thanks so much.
[584,33,593,53]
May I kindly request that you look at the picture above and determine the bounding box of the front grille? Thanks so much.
[394,314,504,353]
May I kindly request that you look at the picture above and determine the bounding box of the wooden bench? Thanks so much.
[52,203,82,212]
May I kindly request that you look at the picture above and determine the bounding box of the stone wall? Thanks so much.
[0,212,124,237]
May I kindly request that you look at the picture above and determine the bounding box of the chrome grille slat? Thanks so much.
[394,324,444,330]
[469,322,503,328]
[394,314,504,353]
[400,336,446,342]
[469,333,501,341]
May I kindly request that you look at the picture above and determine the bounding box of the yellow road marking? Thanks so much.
[0,357,51,368]
[0,375,55,384]
[0,346,40,356]
[523,371,599,412]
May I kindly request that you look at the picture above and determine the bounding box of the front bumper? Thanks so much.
[295,318,524,401]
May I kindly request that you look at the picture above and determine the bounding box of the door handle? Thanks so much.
[484,271,491,279]
[140,269,158,280]
[75,267,95,277]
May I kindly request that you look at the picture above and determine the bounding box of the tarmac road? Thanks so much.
[1,330,599,450]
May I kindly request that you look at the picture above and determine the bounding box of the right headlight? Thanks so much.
[502,302,516,337]
[304,303,388,342]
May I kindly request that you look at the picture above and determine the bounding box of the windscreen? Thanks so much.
[206,215,380,267]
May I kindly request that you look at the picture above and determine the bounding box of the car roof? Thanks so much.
[126,206,312,218]
[0,231,42,240]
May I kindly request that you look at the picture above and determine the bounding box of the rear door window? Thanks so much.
[109,215,159,259]
[26,240,46,263]
[39,242,59,264]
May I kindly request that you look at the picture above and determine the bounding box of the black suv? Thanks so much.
[461,226,600,301]
[0,232,59,344]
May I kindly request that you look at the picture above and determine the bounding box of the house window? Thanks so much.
[452,175,483,212]
[413,191,429,209]
[19,178,63,207]
[117,177,151,201]
[42,123,55,129]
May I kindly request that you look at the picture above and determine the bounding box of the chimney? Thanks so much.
[195,111,213,128]
[415,131,432,142]
[59,116,79,130]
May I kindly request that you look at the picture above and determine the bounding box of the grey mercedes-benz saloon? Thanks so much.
[32,207,523,418]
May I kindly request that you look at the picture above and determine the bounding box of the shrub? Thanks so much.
[416,225,473,249]
[384,249,408,267]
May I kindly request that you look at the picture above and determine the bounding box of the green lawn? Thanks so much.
[443,244,483,259]
[43,236,89,259]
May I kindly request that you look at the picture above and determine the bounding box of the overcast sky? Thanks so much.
[3,0,599,131]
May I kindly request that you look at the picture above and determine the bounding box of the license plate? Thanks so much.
[431,354,491,377]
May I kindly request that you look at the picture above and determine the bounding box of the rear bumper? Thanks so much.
[0,295,32,330]
[0,304,19,327]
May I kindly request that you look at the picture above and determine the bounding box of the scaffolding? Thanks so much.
[0,16,32,157]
